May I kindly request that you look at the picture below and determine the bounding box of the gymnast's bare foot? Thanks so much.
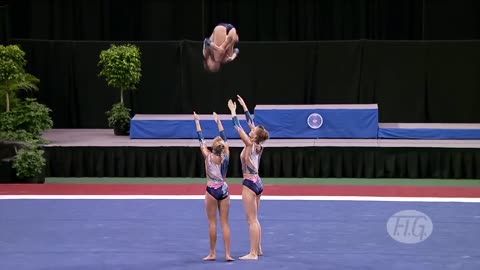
[239,253,258,260]
[225,255,235,261]
[203,254,216,261]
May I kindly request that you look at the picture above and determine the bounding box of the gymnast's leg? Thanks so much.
[256,194,263,256]
[219,195,234,261]
[203,192,218,261]
[239,185,261,260]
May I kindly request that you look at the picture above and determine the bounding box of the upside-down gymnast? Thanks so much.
[203,23,240,72]
[227,95,270,260]
[193,112,234,261]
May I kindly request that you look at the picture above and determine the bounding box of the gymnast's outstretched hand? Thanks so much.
[227,99,237,114]
[237,95,248,111]
[193,111,200,121]
[213,112,219,123]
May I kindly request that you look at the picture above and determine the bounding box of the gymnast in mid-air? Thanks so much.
[203,23,240,72]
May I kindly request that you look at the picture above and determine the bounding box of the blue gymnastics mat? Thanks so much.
[1,198,479,270]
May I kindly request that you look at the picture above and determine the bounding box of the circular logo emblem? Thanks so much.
[307,113,323,129]
[386,210,433,244]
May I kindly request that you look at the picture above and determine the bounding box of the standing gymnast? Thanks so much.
[193,112,234,262]
[227,95,269,260]
[203,23,240,72]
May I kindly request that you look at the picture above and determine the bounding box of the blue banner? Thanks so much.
[253,104,379,139]
[130,114,250,139]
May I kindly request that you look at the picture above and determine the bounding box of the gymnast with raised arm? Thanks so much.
[193,112,234,262]
[203,23,240,72]
[227,95,269,260]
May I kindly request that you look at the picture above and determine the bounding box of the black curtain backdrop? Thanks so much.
[0,3,9,44]
[5,0,480,41]
[3,0,480,127]
[44,146,480,179]
[10,39,480,128]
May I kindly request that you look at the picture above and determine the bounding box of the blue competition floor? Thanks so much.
[0,198,479,270]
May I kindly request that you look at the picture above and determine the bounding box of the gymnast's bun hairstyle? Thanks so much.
[255,126,269,144]
[212,136,225,154]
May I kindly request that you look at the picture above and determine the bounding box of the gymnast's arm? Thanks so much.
[228,99,253,147]
[237,94,255,131]
[194,112,209,158]
[224,48,239,63]
[205,36,224,52]
[210,43,223,52]
[213,112,229,157]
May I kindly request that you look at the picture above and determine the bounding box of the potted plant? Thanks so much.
[0,46,51,184]
[0,45,40,112]
[0,98,53,142]
[12,146,46,183]
[98,44,142,135]
[0,98,52,184]
[106,102,131,136]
